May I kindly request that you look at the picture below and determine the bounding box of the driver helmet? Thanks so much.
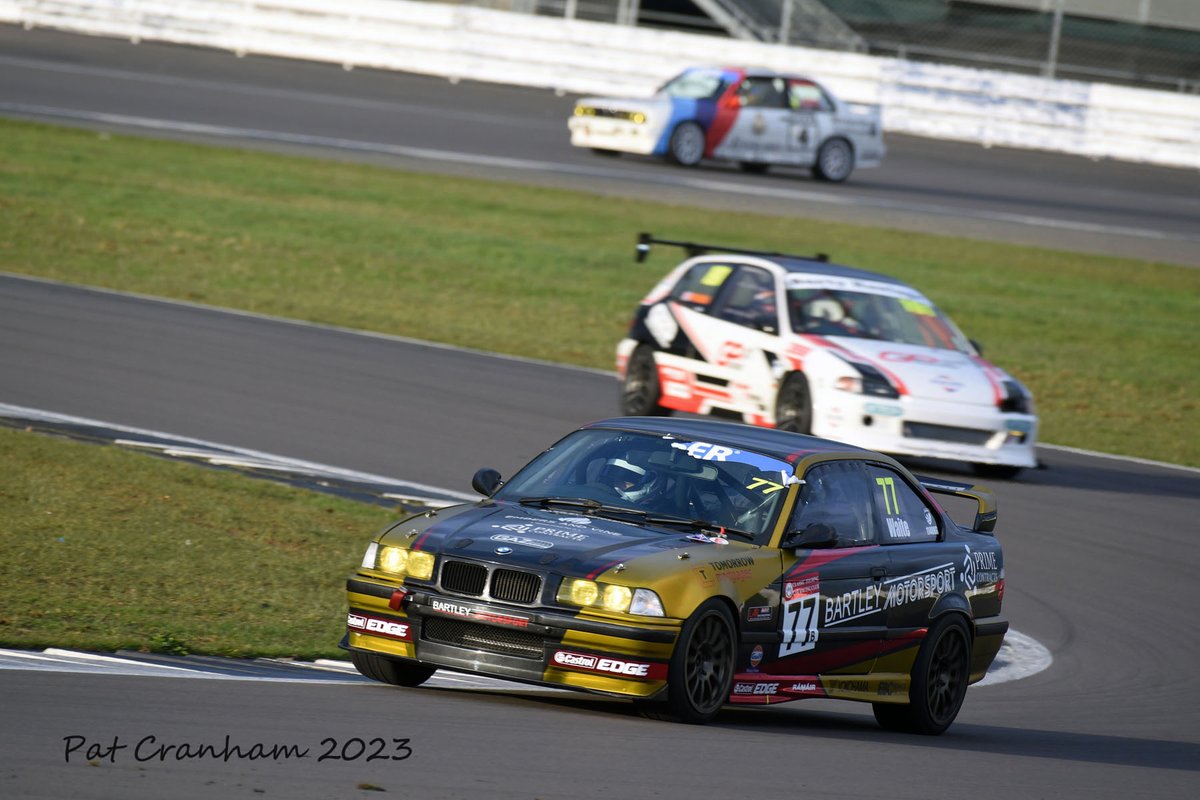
[600,457,660,503]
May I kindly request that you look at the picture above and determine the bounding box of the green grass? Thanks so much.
[0,426,397,658]
[1,117,1197,467]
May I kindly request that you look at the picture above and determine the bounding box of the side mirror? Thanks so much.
[970,338,984,356]
[471,468,503,497]
[781,522,837,550]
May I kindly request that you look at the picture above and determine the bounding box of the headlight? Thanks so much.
[365,542,435,579]
[557,578,664,617]
[836,364,899,399]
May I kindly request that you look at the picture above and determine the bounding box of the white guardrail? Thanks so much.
[2,0,1198,169]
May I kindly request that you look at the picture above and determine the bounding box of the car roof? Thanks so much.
[583,416,875,464]
[690,253,912,288]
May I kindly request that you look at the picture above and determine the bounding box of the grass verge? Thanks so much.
[0,426,397,658]
[1,116,1197,468]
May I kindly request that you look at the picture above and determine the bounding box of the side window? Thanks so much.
[711,267,778,333]
[669,262,734,310]
[790,461,878,547]
[866,465,940,544]
[787,80,832,112]
[738,77,787,109]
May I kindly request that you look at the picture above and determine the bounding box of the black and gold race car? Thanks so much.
[343,417,1007,734]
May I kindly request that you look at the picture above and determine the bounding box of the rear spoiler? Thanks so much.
[916,476,998,534]
[635,232,829,264]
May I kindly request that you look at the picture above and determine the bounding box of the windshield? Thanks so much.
[786,276,974,353]
[495,429,795,544]
[657,69,729,100]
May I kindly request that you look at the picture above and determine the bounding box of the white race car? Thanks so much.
[616,234,1038,478]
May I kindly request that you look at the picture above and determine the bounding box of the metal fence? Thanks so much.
[460,0,1200,92]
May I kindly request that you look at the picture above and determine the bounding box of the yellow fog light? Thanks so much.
[630,112,646,124]
[602,584,633,613]
[407,550,435,580]
[378,546,408,574]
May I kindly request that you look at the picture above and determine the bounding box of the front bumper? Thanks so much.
[345,575,678,699]
[812,392,1038,468]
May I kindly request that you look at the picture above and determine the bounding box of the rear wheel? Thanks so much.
[621,344,671,416]
[668,122,706,166]
[873,615,971,735]
[641,600,735,724]
[350,650,436,687]
[775,373,813,434]
[812,138,854,182]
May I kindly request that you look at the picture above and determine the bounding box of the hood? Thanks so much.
[827,338,1002,405]
[398,502,704,576]
[575,96,672,116]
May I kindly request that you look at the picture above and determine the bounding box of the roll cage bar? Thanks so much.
[635,232,829,264]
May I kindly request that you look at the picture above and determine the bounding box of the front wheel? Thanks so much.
[621,344,671,416]
[350,650,436,688]
[668,121,706,167]
[812,138,855,182]
[775,373,813,434]
[873,615,971,735]
[642,600,735,724]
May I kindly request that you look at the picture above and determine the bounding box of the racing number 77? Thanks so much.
[876,476,899,515]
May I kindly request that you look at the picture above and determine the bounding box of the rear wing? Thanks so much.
[635,232,829,264]
[917,476,998,534]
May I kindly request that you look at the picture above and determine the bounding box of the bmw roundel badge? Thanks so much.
[494,546,513,555]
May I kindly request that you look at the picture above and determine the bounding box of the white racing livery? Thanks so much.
[617,235,1038,478]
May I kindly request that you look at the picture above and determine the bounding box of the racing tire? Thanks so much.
[738,161,769,174]
[350,650,436,688]
[643,600,736,724]
[621,344,672,417]
[667,121,706,167]
[774,373,813,434]
[972,463,1024,481]
[873,615,971,735]
[812,138,855,183]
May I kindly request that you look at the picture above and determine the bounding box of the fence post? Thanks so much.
[1044,0,1064,79]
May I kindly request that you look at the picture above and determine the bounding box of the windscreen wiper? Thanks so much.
[517,497,649,522]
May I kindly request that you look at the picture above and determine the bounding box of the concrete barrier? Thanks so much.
[3,0,1197,168]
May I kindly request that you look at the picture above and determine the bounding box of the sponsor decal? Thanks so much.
[824,585,883,626]
[789,681,819,693]
[499,514,622,537]
[748,606,773,622]
[551,650,662,679]
[931,374,964,393]
[685,533,729,545]
[706,556,753,582]
[749,645,764,667]
[490,533,554,549]
[492,523,586,542]
[556,517,592,526]
[962,546,1000,590]
[733,681,779,696]
[347,612,412,642]
[430,599,530,628]
[864,402,902,417]
[882,563,956,609]
[828,678,870,694]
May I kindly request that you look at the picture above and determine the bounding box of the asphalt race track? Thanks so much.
[2,23,1199,800]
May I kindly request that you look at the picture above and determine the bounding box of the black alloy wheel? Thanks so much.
[775,373,813,434]
[873,615,971,735]
[621,344,671,416]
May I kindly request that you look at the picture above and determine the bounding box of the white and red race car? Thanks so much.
[616,234,1038,478]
